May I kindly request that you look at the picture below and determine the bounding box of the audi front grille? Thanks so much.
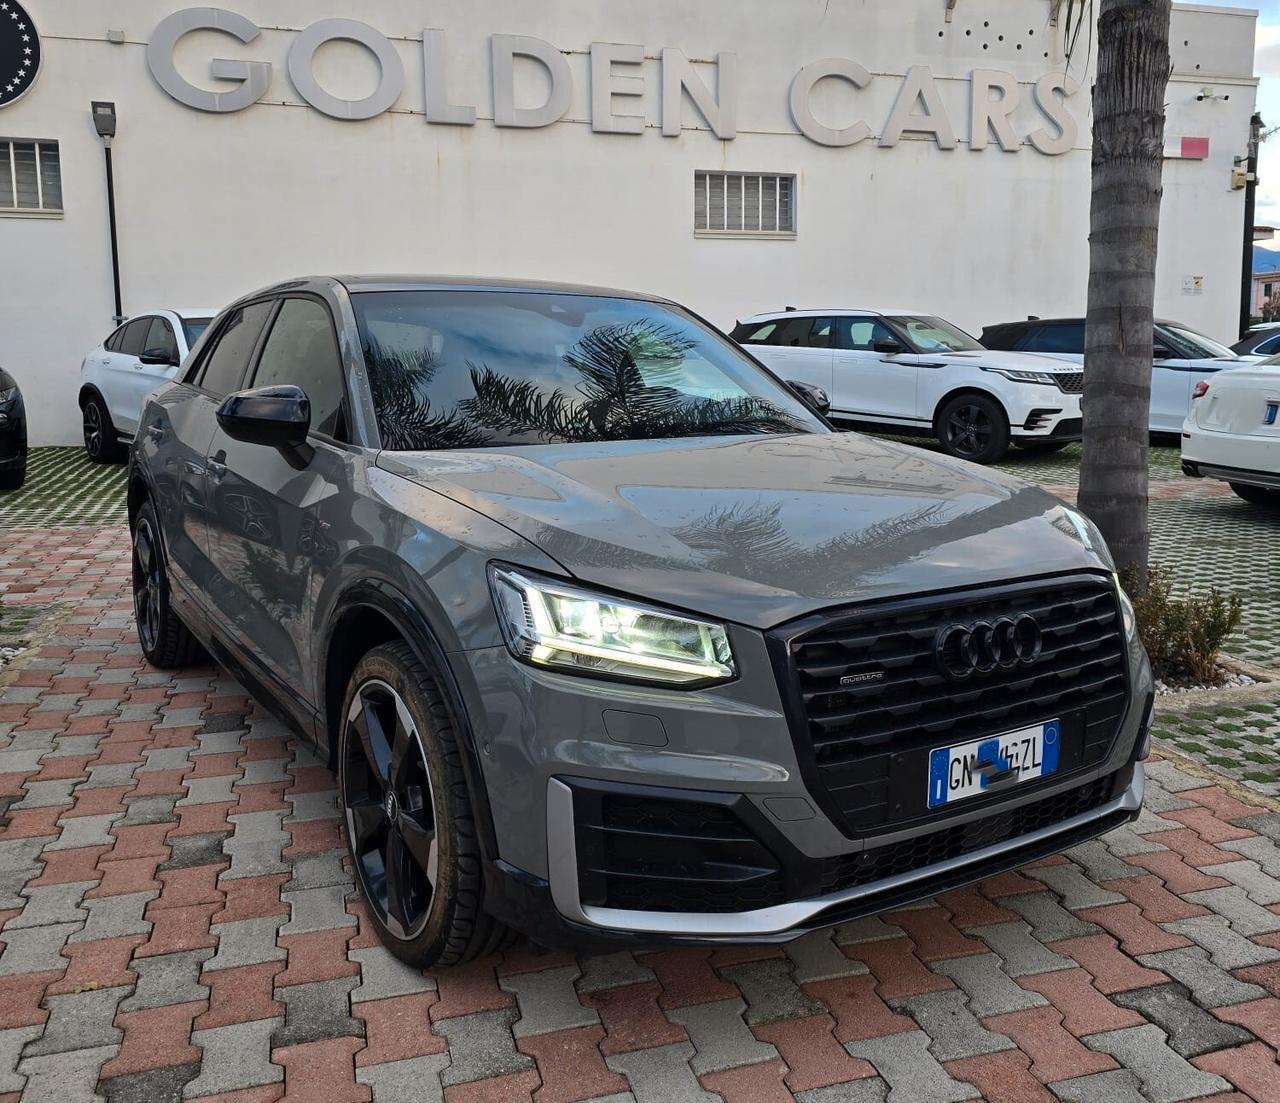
[768,573,1129,838]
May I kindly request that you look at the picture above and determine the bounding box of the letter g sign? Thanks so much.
[146,7,270,113]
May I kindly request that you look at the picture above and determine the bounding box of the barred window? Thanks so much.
[695,171,795,236]
[0,139,61,214]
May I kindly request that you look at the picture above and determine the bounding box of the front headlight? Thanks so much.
[0,386,16,405]
[1113,573,1137,639]
[981,367,1059,386]
[488,565,736,686]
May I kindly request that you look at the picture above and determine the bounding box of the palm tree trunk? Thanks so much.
[1077,0,1171,589]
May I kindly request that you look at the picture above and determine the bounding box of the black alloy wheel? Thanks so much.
[133,516,164,655]
[937,393,1010,464]
[83,396,123,463]
[343,678,440,941]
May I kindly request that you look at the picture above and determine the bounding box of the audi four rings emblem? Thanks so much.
[934,615,1043,680]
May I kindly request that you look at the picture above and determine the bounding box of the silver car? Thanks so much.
[128,276,1153,968]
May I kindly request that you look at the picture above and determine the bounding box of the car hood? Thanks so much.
[379,433,1110,629]
[920,349,1079,372]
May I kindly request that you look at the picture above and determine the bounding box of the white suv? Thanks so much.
[732,310,1083,464]
[79,310,212,462]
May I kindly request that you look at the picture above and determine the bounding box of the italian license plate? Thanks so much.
[927,720,1061,809]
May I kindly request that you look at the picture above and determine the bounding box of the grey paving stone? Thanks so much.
[1140,782,1198,814]
[576,951,656,994]
[184,1017,283,1097]
[1131,807,1183,835]
[155,707,205,729]
[273,976,364,1047]
[137,747,193,773]
[929,953,1048,1016]
[8,879,94,929]
[499,964,598,1037]
[0,867,33,911]
[1203,855,1280,901]
[278,884,357,936]
[83,761,144,790]
[190,729,247,756]
[1002,890,1101,943]
[844,1030,979,1102]
[1136,946,1267,1009]
[238,757,288,786]
[45,812,123,851]
[24,985,129,1056]
[888,989,1015,1061]
[0,1024,43,1092]
[1098,823,1168,857]
[1111,982,1253,1058]
[1082,1023,1230,1103]
[355,1052,449,1103]
[1162,915,1280,970]
[176,774,240,807]
[102,1063,201,1103]
[349,944,436,1003]
[0,921,82,974]
[13,779,78,809]
[1183,886,1280,935]
[719,958,825,1025]
[1026,864,1125,910]
[119,794,179,827]
[198,712,249,736]
[221,810,289,881]
[48,736,105,760]
[0,835,52,873]
[17,1043,119,1103]
[606,1041,719,1103]
[796,1082,888,1103]
[284,849,352,893]
[203,915,286,970]
[435,1008,535,1086]
[284,789,339,822]
[1050,1069,1149,1103]
[1143,761,1208,793]
[1065,839,1145,883]
[786,930,869,984]
[70,891,155,944]
[969,921,1075,976]
[665,997,778,1074]
[1237,813,1280,845]
[120,949,213,1011]
[0,743,49,774]
[834,915,905,945]
[158,832,230,872]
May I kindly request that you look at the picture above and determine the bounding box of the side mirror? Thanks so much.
[786,380,831,416]
[216,384,310,448]
[139,348,178,367]
[873,339,905,355]
[1152,343,1174,361]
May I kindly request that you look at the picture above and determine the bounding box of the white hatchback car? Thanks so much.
[79,310,213,462]
[1181,359,1280,507]
[731,310,1083,463]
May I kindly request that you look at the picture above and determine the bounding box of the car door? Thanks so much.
[830,316,919,422]
[202,295,355,701]
[148,301,277,606]
[1150,338,1195,433]
[105,318,153,434]
[119,316,183,435]
[740,316,835,394]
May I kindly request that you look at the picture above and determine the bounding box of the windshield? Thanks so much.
[351,291,823,450]
[889,316,984,353]
[1160,325,1236,361]
[182,318,212,346]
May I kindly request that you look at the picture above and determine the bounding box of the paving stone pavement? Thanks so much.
[3,526,1280,1101]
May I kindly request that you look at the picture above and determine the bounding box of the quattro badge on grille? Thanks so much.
[839,670,885,687]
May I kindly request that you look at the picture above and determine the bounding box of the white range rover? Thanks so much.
[731,310,1083,464]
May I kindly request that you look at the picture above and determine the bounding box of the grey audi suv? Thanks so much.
[128,276,1153,968]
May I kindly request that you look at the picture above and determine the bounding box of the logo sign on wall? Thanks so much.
[0,0,39,107]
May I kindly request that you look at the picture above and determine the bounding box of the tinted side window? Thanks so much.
[105,324,129,353]
[197,302,275,396]
[251,298,347,440]
[1021,324,1085,354]
[1258,333,1280,356]
[840,318,897,351]
[768,317,833,347]
[143,317,179,363]
[119,319,152,357]
[734,321,779,344]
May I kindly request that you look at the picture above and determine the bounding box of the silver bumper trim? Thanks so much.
[546,765,1144,937]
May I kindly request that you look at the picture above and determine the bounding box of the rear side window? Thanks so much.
[182,318,212,347]
[119,318,152,357]
[195,302,275,396]
[251,298,348,441]
[734,321,779,344]
[764,317,834,348]
[143,317,179,363]
[105,324,129,353]
[1018,324,1085,354]
[1257,333,1280,357]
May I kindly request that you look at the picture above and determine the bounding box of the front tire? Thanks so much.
[132,501,204,668]
[82,396,125,463]
[936,394,1011,464]
[1230,482,1280,507]
[339,642,513,969]
[0,461,24,491]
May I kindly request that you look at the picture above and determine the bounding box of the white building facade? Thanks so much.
[0,0,1260,446]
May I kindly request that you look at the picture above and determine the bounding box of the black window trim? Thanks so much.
[184,298,280,397]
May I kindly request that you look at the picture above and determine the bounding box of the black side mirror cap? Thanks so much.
[139,349,179,367]
[216,384,310,448]
[786,380,831,416]
[873,339,905,354]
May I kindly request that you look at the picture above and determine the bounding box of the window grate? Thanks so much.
[695,171,795,235]
[0,140,61,213]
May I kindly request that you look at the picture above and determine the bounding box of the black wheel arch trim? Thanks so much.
[319,579,501,869]
[932,387,1010,433]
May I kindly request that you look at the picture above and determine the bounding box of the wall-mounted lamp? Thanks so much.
[91,101,123,322]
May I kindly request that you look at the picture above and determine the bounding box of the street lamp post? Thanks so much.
[91,101,123,323]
